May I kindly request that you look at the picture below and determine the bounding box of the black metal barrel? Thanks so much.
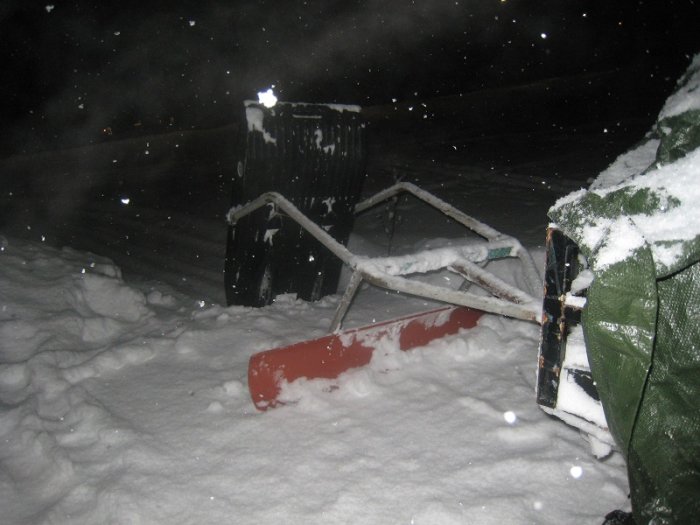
[224,101,367,307]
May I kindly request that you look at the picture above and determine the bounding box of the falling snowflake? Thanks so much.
[569,465,583,479]
[257,88,278,108]
[503,411,517,424]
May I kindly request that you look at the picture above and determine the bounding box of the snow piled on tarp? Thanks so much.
[659,53,700,119]
[552,52,700,273]
[547,53,700,525]
[553,147,700,271]
[0,236,629,524]
[589,138,659,190]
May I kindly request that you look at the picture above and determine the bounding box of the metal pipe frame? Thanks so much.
[227,184,542,331]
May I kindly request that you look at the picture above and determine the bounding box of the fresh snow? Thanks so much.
[0,224,630,524]
[659,53,700,119]
[589,138,659,190]
[556,325,607,430]
[557,55,700,272]
[245,105,277,144]
[553,146,700,272]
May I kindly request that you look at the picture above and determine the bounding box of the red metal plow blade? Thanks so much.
[248,306,484,410]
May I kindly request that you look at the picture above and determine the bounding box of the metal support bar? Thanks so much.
[514,244,544,297]
[353,180,543,293]
[329,270,364,333]
[227,184,544,330]
[354,182,504,241]
[450,260,535,306]
[227,191,355,265]
[360,270,540,323]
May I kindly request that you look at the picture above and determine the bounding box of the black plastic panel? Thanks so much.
[225,102,367,307]
[537,227,584,408]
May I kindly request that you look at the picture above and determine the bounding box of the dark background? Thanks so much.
[0,1,699,302]
[2,1,699,156]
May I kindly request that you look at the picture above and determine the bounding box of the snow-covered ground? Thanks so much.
[0,115,639,524]
[0,232,631,524]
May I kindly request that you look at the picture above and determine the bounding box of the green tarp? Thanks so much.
[549,55,700,524]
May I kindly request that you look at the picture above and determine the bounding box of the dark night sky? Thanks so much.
[1,1,699,156]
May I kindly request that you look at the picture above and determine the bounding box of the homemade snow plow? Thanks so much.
[229,57,700,522]
[225,100,599,441]
[227,181,542,410]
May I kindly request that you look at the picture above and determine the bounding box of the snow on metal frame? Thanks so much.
[227,184,542,329]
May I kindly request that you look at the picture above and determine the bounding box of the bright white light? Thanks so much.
[45,5,55,13]
[540,33,547,39]
[120,197,130,205]
[570,465,583,479]
[258,88,278,108]
[503,411,517,424]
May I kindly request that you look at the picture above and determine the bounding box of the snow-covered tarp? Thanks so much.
[549,54,700,524]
